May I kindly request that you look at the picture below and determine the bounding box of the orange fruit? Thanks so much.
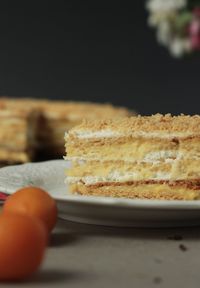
[0,213,47,280]
[3,187,57,233]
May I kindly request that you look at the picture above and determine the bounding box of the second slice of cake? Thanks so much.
[0,104,38,164]
[65,114,200,200]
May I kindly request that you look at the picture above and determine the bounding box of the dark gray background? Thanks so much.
[1,0,199,114]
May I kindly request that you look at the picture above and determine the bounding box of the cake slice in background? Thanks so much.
[65,114,200,200]
[0,103,38,165]
[0,97,133,158]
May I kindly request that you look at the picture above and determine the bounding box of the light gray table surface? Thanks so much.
[3,218,200,288]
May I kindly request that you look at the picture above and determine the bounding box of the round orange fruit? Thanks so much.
[3,187,58,233]
[0,213,47,280]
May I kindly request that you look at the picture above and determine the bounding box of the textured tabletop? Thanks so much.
[4,219,200,288]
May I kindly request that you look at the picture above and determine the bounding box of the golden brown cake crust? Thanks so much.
[70,180,200,200]
[69,114,200,136]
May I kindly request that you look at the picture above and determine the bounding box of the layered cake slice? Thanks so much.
[65,114,200,200]
[0,103,38,164]
[0,97,133,158]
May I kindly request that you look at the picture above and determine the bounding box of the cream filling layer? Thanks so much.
[65,150,184,163]
[65,171,171,185]
[65,150,200,185]
[66,130,199,139]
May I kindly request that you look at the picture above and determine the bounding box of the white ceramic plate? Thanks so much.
[1,160,200,227]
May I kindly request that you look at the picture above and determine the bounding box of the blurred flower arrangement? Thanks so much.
[146,0,200,57]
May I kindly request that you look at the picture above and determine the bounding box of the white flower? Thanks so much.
[156,21,171,45]
[146,0,187,13]
[169,38,191,57]
[146,0,191,57]
[148,13,167,27]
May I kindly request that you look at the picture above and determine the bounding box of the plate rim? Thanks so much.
[54,194,200,210]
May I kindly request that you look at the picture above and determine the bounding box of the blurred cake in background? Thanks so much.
[0,102,38,165]
[0,97,134,163]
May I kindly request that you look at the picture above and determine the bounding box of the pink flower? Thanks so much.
[193,7,200,18]
[188,8,200,50]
